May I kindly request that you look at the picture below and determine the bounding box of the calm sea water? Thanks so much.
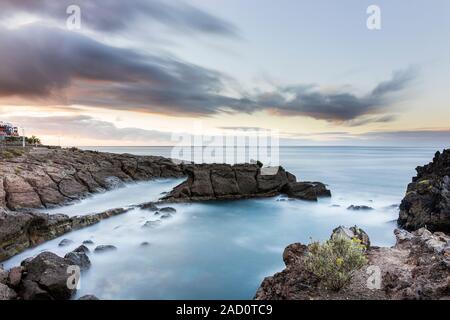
[2,147,437,299]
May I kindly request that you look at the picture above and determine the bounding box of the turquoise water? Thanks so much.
[2,147,438,299]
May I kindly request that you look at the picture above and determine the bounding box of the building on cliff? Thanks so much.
[0,121,19,138]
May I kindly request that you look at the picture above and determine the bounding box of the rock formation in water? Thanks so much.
[399,149,450,233]
[161,163,331,202]
[255,227,450,300]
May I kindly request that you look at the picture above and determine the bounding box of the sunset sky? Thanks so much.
[0,0,449,147]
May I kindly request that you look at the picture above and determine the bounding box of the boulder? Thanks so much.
[0,283,17,300]
[283,182,331,201]
[19,252,76,300]
[7,266,23,287]
[399,150,450,233]
[73,245,90,254]
[64,251,91,271]
[331,226,371,248]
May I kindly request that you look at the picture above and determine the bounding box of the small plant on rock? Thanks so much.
[304,236,367,291]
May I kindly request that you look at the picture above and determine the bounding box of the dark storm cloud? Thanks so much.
[7,115,173,142]
[0,24,248,115]
[0,24,417,123]
[251,67,418,122]
[0,0,238,37]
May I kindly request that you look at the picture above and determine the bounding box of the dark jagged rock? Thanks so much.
[399,150,450,233]
[94,245,117,253]
[282,181,331,201]
[65,245,91,271]
[255,227,450,300]
[19,252,76,300]
[347,205,374,211]
[331,225,371,248]
[162,164,331,202]
[0,207,130,261]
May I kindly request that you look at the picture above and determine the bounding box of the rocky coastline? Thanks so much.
[255,149,450,300]
[0,146,332,300]
[2,146,449,300]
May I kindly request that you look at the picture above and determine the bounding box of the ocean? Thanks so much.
[2,146,437,299]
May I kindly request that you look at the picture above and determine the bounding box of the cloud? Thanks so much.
[6,115,173,142]
[0,24,248,116]
[0,0,238,37]
[0,24,417,124]
[250,67,418,122]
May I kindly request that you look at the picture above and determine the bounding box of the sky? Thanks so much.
[0,0,449,147]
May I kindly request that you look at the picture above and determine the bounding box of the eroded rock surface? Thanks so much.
[399,150,450,233]
[162,163,331,202]
[0,147,184,210]
[0,207,129,261]
[255,227,450,300]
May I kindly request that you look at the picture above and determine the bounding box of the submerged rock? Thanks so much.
[58,239,73,247]
[347,205,374,211]
[159,207,176,213]
[94,245,117,253]
[139,202,159,211]
[142,220,162,228]
[399,150,450,233]
[82,240,94,246]
[78,294,100,300]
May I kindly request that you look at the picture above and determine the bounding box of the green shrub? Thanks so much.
[304,236,367,291]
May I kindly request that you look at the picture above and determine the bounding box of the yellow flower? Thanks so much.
[336,258,344,266]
